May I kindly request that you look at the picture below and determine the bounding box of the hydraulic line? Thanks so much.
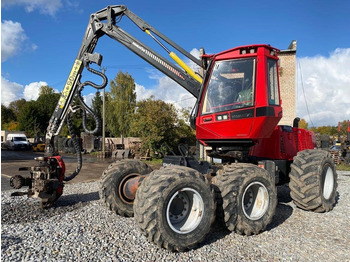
[145,30,203,84]
[80,62,108,90]
[78,93,101,135]
[63,112,82,181]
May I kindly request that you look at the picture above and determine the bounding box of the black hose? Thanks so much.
[63,112,82,182]
[78,94,101,135]
[80,63,108,90]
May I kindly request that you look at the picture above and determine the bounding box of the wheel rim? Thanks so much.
[242,182,269,220]
[118,173,139,204]
[166,188,204,234]
[322,165,334,200]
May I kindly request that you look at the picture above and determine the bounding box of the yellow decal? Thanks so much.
[58,60,82,108]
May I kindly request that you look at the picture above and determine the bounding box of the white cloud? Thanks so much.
[1,77,50,105]
[1,76,24,106]
[1,21,27,62]
[83,93,95,108]
[2,0,62,16]
[135,48,200,110]
[297,48,350,127]
[23,81,48,101]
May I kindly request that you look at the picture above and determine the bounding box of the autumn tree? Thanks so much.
[299,119,308,130]
[106,71,136,138]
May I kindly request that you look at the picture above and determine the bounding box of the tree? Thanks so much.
[1,105,15,126]
[39,85,55,95]
[174,107,196,146]
[299,119,308,130]
[16,86,60,136]
[1,105,17,130]
[130,97,178,157]
[92,91,103,121]
[106,71,136,138]
[18,101,40,137]
[8,99,27,118]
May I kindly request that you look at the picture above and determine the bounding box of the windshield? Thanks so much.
[202,58,255,114]
[14,137,27,141]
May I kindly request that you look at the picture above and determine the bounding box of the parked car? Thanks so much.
[5,134,31,150]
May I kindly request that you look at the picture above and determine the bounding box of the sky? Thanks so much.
[1,0,350,127]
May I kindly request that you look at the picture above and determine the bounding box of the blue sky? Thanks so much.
[1,0,350,127]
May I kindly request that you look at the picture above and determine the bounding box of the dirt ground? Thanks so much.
[1,150,160,191]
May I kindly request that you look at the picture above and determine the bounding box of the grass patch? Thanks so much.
[142,158,163,170]
[336,163,350,171]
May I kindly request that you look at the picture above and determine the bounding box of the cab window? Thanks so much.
[201,58,255,114]
[267,58,280,105]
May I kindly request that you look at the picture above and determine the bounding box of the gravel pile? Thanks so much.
[2,171,350,261]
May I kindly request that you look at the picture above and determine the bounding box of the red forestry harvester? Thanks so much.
[10,5,338,251]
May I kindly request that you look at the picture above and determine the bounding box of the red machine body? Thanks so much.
[48,156,66,196]
[196,45,282,143]
[250,126,316,161]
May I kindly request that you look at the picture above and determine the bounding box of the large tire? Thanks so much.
[289,149,337,212]
[99,159,152,217]
[213,163,277,235]
[133,166,216,252]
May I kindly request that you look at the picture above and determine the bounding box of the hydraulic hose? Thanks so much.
[80,62,108,90]
[63,112,82,182]
[78,94,101,135]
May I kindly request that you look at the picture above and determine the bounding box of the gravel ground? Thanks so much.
[1,171,350,261]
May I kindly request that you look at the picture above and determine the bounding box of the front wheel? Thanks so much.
[134,166,216,251]
[289,149,337,212]
[213,163,277,235]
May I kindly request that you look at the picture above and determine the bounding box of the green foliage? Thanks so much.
[8,99,27,118]
[1,105,16,129]
[309,125,338,136]
[337,120,350,136]
[39,85,55,95]
[106,71,136,137]
[18,101,40,137]
[16,86,59,137]
[59,96,83,137]
[130,97,193,157]
[175,107,196,146]
[92,91,103,121]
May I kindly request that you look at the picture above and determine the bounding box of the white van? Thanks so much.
[5,133,31,150]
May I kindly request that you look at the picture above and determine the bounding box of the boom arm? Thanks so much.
[46,5,204,154]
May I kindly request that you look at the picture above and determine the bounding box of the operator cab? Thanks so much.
[196,45,282,149]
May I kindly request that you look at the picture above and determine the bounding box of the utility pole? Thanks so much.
[102,67,106,156]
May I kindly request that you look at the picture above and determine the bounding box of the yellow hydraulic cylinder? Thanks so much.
[145,30,203,84]
[169,52,203,84]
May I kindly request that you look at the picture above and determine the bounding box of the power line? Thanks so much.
[298,61,315,127]
[173,96,196,104]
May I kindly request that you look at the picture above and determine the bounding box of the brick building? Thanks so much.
[278,40,297,126]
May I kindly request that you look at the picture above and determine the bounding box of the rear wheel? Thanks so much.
[289,149,337,212]
[99,159,152,217]
[134,166,216,251]
[213,163,277,235]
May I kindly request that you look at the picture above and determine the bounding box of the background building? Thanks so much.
[278,40,297,126]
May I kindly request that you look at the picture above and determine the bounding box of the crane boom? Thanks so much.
[46,5,204,156]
